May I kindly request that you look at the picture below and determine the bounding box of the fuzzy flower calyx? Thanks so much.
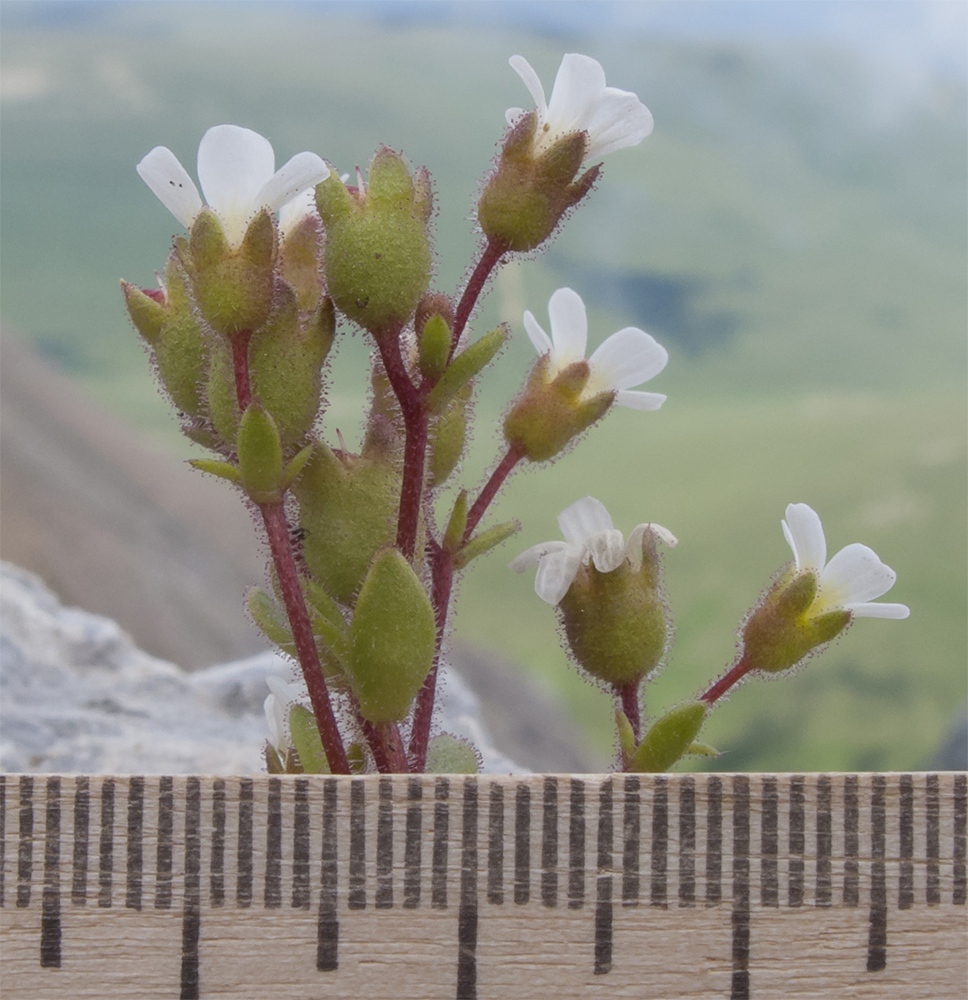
[511,496,676,687]
[740,503,909,677]
[138,124,329,247]
[506,53,654,160]
[504,287,668,462]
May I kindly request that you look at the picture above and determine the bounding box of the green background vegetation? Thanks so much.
[2,2,964,770]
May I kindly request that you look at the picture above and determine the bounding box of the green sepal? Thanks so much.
[282,444,315,491]
[418,313,452,382]
[347,548,436,723]
[121,281,166,345]
[288,704,332,774]
[442,491,469,554]
[237,402,284,504]
[425,734,480,774]
[189,458,242,484]
[615,707,636,770]
[453,520,520,570]
[629,702,708,773]
[426,327,507,412]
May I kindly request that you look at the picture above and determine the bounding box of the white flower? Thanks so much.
[525,287,668,410]
[137,124,329,246]
[781,503,909,619]
[263,675,308,755]
[506,53,654,159]
[510,495,677,605]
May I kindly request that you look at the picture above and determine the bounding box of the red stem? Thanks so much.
[452,236,508,353]
[464,446,524,540]
[408,543,454,770]
[701,654,754,705]
[261,502,350,774]
[376,333,426,562]
[619,682,641,742]
[229,327,349,774]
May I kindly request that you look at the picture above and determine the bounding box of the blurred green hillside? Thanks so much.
[1,2,965,770]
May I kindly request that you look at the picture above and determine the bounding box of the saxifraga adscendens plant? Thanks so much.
[124,54,908,775]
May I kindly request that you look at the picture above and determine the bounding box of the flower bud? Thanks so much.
[741,570,851,675]
[184,207,277,336]
[558,525,670,688]
[292,439,401,605]
[347,548,436,723]
[503,355,612,462]
[477,112,599,253]
[121,255,210,439]
[315,147,433,338]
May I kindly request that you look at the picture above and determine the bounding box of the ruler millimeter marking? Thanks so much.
[1,772,965,999]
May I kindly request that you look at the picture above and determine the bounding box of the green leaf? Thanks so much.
[630,702,708,773]
[348,548,436,723]
[615,707,636,769]
[237,402,284,503]
[425,734,480,774]
[453,520,520,570]
[426,326,507,412]
[189,458,242,484]
[289,704,331,774]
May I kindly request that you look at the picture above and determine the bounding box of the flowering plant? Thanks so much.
[124,53,907,775]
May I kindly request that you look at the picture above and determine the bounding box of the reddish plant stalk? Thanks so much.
[619,682,642,742]
[452,236,508,352]
[464,446,524,540]
[229,328,349,774]
[260,502,350,774]
[376,333,427,562]
[701,654,753,705]
[408,544,455,770]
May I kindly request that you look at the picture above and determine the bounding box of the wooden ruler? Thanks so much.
[1,772,965,999]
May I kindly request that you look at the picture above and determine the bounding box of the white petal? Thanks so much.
[584,88,654,158]
[820,543,898,606]
[534,547,583,605]
[627,522,677,570]
[509,55,548,116]
[263,692,288,751]
[848,602,911,619]
[279,188,319,235]
[256,151,329,215]
[197,124,275,242]
[546,53,607,135]
[546,287,588,364]
[588,327,668,392]
[505,106,525,126]
[523,309,553,356]
[587,528,627,573]
[557,495,614,545]
[781,503,826,573]
[508,539,569,572]
[136,146,203,227]
[614,389,666,410]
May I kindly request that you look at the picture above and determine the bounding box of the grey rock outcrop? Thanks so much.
[0,562,524,774]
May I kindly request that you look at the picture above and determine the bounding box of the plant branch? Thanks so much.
[464,445,523,540]
[452,236,508,353]
[701,654,753,705]
[261,502,350,774]
[619,682,641,741]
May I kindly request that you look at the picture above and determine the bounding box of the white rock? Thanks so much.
[0,562,525,774]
